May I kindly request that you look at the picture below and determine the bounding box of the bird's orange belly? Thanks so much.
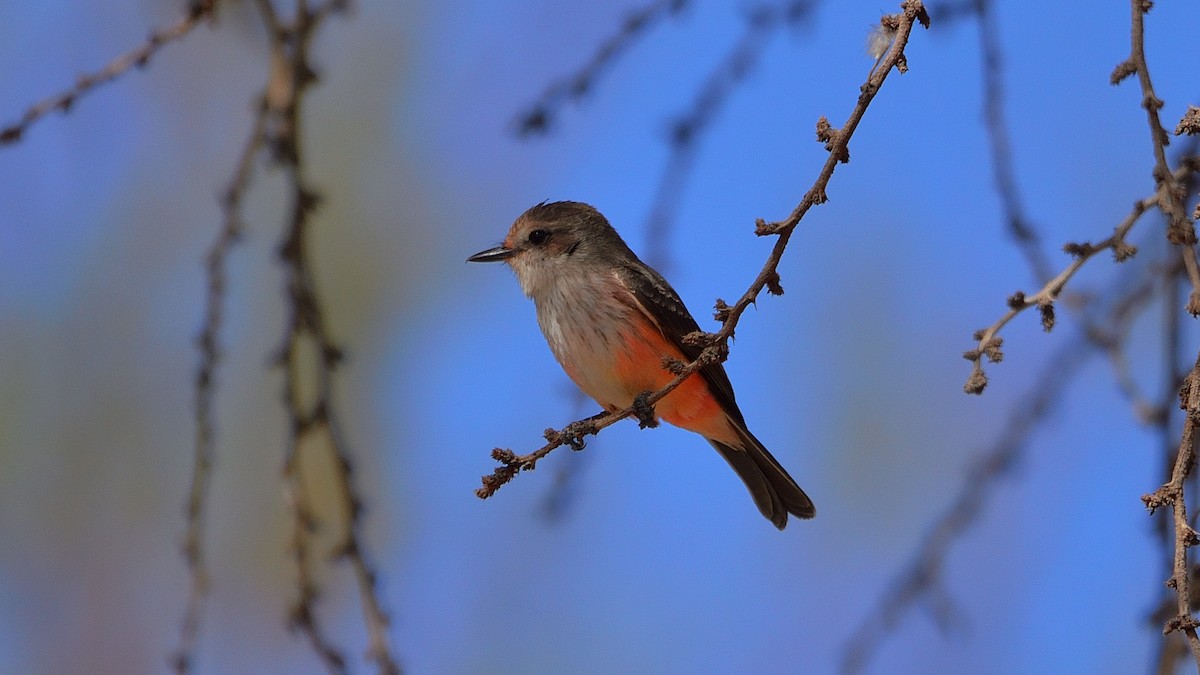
[600,319,732,443]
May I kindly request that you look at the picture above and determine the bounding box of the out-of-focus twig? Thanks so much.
[974,0,1051,284]
[172,98,269,675]
[255,1,400,673]
[478,1,930,499]
[842,343,1091,675]
[514,0,691,137]
[643,1,816,270]
[841,251,1172,675]
[0,1,219,145]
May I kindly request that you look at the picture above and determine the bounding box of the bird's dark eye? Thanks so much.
[528,229,550,246]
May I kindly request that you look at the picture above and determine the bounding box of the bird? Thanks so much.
[468,201,815,528]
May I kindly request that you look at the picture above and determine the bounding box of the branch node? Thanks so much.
[1186,525,1200,548]
[631,392,659,429]
[1110,59,1137,85]
[765,270,784,296]
[1176,106,1200,136]
[712,298,732,324]
[1037,299,1055,333]
[913,4,931,30]
[682,330,717,349]
[754,217,782,236]
[1062,241,1093,259]
[1111,240,1137,262]
[1167,220,1197,246]
[558,420,594,450]
[982,336,1004,363]
[1164,614,1200,636]
[662,355,687,375]
[491,447,518,464]
[815,116,849,163]
[963,367,987,395]
[1142,484,1178,514]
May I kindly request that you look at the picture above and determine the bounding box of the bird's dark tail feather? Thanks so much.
[708,427,815,530]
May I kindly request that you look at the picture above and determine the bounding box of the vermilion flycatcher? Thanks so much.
[468,201,815,528]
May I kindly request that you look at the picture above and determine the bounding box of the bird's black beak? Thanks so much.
[467,245,515,263]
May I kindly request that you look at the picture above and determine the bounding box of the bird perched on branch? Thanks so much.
[469,201,814,528]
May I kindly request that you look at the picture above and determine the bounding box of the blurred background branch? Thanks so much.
[513,0,691,138]
[256,1,399,673]
[1,0,400,672]
[0,1,217,145]
[173,86,268,675]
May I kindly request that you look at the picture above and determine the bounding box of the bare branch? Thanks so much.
[1178,106,1200,137]
[1116,0,1200,309]
[962,183,1161,394]
[172,98,269,675]
[962,158,1200,395]
[251,0,399,672]
[0,1,218,145]
[1116,5,1200,662]
[1143,351,1200,669]
[842,341,1092,675]
[513,0,691,137]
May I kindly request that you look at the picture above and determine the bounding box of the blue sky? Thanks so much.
[1,1,1198,673]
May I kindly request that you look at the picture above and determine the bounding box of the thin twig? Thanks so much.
[171,99,269,675]
[1151,252,1191,675]
[643,1,816,270]
[0,1,218,145]
[974,0,1051,284]
[963,193,1148,394]
[513,0,691,137]
[477,0,930,499]
[1089,262,1178,427]
[962,163,1199,395]
[1114,3,1200,665]
[1112,0,1200,313]
[1143,350,1200,670]
[841,342,1092,674]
